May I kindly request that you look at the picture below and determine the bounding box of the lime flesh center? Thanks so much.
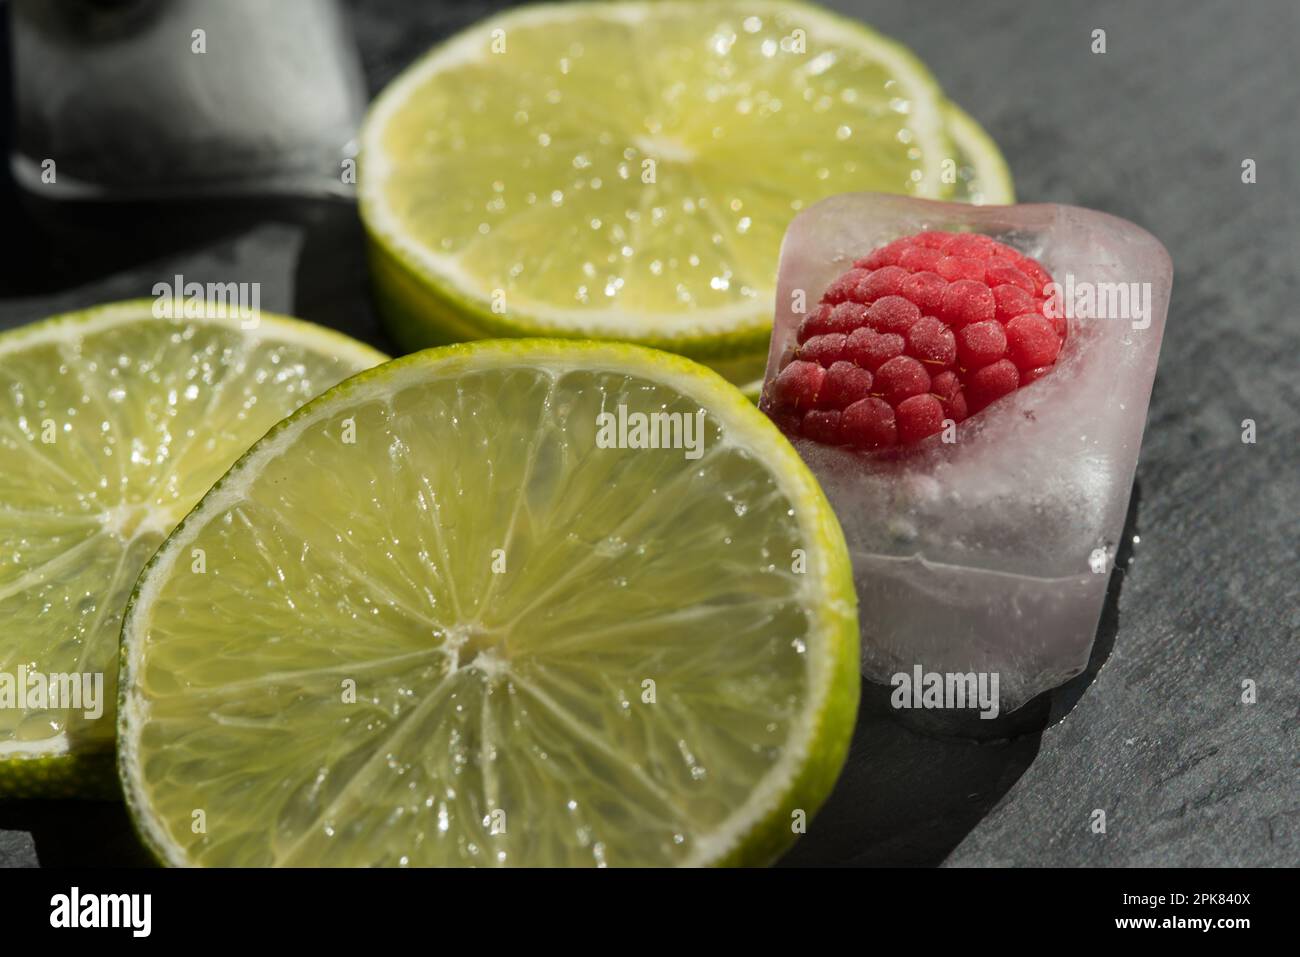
[101,502,187,541]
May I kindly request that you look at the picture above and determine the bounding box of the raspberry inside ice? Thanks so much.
[765,230,1065,450]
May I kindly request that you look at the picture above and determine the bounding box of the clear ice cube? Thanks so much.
[11,0,366,199]
[761,193,1172,711]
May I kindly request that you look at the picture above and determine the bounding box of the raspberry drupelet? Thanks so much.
[766,230,1065,450]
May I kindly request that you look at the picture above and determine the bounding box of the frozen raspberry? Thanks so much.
[986,262,1035,293]
[875,355,931,405]
[798,301,869,340]
[967,359,1021,412]
[906,316,957,367]
[896,394,946,444]
[1019,258,1053,294]
[898,245,944,273]
[846,327,905,371]
[858,266,909,302]
[930,370,968,423]
[822,268,870,304]
[802,409,843,445]
[993,284,1036,322]
[765,230,1064,450]
[798,332,848,366]
[819,361,873,409]
[914,231,952,249]
[771,359,824,411]
[829,302,872,335]
[867,295,921,334]
[956,320,1007,369]
[856,240,907,269]
[937,256,985,283]
[944,233,997,258]
[1005,313,1062,369]
[940,279,996,328]
[842,397,897,449]
[900,270,946,314]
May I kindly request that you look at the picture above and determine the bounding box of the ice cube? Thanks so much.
[11,0,366,199]
[762,193,1172,711]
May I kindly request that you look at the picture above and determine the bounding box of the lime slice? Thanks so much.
[119,340,859,866]
[943,101,1015,205]
[359,0,952,385]
[0,301,385,797]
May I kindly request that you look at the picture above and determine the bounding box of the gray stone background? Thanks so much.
[0,0,1296,866]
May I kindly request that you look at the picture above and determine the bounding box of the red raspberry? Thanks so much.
[986,262,1035,293]
[822,268,870,304]
[771,359,824,411]
[802,409,844,445]
[842,397,897,449]
[858,266,909,302]
[1005,313,1062,369]
[798,332,848,366]
[930,370,968,423]
[867,295,921,334]
[1019,258,1053,294]
[967,359,1021,412]
[898,245,944,273]
[765,230,1064,450]
[937,256,985,283]
[944,233,997,258]
[993,284,1036,323]
[905,316,957,367]
[940,280,996,328]
[875,355,931,405]
[819,361,874,409]
[914,231,952,249]
[846,327,905,371]
[797,303,833,340]
[956,320,1007,369]
[855,240,909,269]
[900,270,946,315]
[896,393,946,444]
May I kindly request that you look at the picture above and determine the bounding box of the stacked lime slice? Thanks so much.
[0,301,384,796]
[944,102,1015,205]
[359,0,1013,395]
[118,341,859,866]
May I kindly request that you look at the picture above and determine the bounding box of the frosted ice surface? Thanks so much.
[762,193,1172,710]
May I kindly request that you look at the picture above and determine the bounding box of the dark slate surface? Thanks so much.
[1,0,1296,867]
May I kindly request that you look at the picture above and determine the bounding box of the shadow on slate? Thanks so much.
[0,799,154,867]
[6,184,397,359]
[290,196,396,357]
[780,484,1141,867]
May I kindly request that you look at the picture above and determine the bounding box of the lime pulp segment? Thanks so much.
[0,301,384,795]
[119,340,859,866]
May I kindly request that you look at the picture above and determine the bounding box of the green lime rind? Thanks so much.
[0,299,389,369]
[118,339,859,867]
[368,239,774,380]
[943,101,1016,205]
[0,749,119,800]
[718,465,858,867]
